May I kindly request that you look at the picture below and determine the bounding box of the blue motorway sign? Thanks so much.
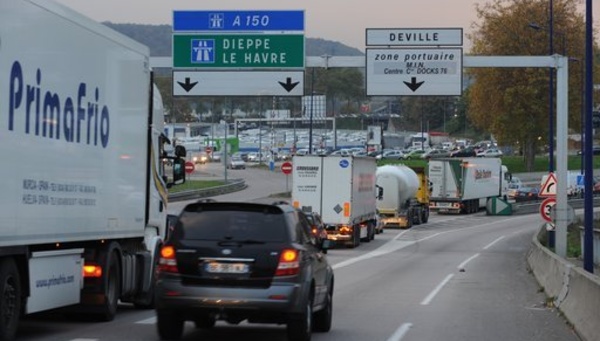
[173,10,304,32]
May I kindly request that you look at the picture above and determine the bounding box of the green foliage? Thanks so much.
[168,180,225,193]
[468,0,590,171]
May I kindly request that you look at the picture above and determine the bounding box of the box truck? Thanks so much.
[292,156,378,248]
[0,1,186,339]
[428,158,510,214]
[376,165,430,228]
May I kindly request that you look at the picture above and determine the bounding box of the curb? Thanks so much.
[527,227,600,341]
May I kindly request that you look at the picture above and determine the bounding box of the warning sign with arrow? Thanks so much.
[539,172,557,198]
[172,70,304,97]
[365,48,463,96]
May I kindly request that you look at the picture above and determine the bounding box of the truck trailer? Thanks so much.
[291,156,378,248]
[376,165,430,228]
[428,158,510,214]
[0,1,186,340]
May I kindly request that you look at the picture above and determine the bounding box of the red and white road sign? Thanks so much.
[539,197,556,222]
[184,161,195,174]
[281,162,293,175]
[539,172,557,197]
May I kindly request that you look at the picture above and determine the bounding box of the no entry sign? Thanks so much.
[185,161,195,174]
[281,162,293,175]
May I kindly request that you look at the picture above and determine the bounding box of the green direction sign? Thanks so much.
[486,197,513,216]
[173,34,305,69]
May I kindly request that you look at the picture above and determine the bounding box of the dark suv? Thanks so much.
[155,201,334,341]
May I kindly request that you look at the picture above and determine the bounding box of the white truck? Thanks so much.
[292,156,378,248]
[0,1,186,340]
[376,165,430,228]
[428,158,510,214]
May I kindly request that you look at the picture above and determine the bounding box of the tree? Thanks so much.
[468,0,590,171]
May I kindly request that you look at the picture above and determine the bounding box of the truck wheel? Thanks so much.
[99,253,120,321]
[414,211,423,225]
[0,259,21,341]
[134,247,160,309]
[422,209,430,223]
[351,228,360,248]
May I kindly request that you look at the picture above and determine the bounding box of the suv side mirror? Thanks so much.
[320,239,332,254]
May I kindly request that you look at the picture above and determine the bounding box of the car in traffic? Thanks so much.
[155,201,334,341]
[450,147,477,157]
[301,211,328,243]
[513,186,540,202]
[227,156,246,169]
[191,151,209,164]
[507,176,524,199]
[381,149,404,160]
[477,148,503,157]
[402,149,427,160]
[210,151,223,163]
[421,148,450,160]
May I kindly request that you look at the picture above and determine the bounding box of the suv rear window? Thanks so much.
[175,204,287,242]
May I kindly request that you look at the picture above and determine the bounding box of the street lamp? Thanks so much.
[528,20,567,174]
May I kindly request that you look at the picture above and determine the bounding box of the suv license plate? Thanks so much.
[205,262,249,274]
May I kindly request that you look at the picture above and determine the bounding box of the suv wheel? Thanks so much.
[313,284,332,332]
[194,315,216,329]
[157,310,184,340]
[287,295,313,341]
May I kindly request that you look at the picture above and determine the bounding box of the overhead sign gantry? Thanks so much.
[365,27,463,96]
[172,10,305,97]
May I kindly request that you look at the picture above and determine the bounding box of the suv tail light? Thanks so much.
[157,245,179,274]
[275,249,300,276]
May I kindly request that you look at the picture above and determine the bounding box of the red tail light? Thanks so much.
[275,249,300,276]
[157,245,179,274]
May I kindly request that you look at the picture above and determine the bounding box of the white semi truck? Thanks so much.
[428,158,510,214]
[0,1,186,340]
[292,156,378,248]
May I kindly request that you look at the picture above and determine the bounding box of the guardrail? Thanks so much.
[168,179,247,202]
[512,197,600,215]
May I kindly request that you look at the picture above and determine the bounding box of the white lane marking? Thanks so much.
[136,316,156,324]
[71,339,99,341]
[386,323,413,341]
[483,235,505,250]
[457,253,480,270]
[420,274,454,305]
[333,216,526,270]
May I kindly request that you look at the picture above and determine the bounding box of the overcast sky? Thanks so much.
[55,0,597,52]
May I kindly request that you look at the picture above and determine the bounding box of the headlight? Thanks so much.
[192,157,198,162]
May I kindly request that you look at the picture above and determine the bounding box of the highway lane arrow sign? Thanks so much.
[172,70,304,96]
[177,77,198,92]
[279,77,300,92]
[403,77,424,92]
[366,47,462,96]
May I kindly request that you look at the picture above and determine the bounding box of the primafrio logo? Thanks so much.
[7,61,111,148]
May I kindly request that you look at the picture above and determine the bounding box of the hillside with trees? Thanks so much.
[102,22,363,57]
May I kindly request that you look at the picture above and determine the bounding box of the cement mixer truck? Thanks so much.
[376,165,430,228]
